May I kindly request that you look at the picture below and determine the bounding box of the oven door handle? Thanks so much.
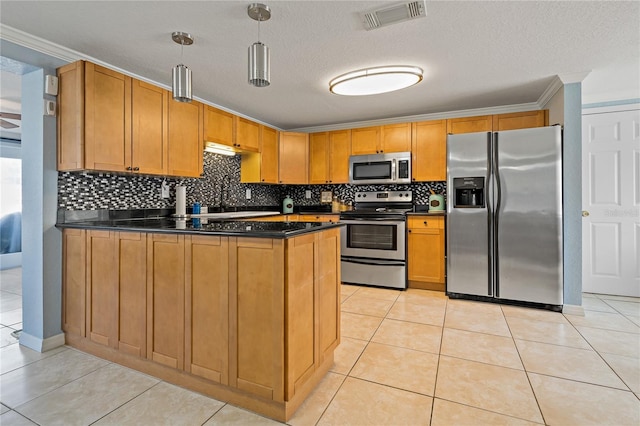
[341,257,405,267]
[340,218,405,222]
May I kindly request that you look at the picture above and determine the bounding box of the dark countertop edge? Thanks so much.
[406,211,446,216]
[55,221,344,239]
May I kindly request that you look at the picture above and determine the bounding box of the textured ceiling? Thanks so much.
[1,1,639,130]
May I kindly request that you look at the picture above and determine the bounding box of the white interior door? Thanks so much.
[582,106,640,296]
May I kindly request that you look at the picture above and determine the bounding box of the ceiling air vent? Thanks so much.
[362,1,427,30]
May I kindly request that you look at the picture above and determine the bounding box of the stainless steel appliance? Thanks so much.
[340,190,413,289]
[447,126,563,309]
[349,152,411,185]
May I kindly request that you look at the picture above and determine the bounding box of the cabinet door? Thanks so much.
[446,115,492,134]
[168,99,203,177]
[204,105,235,147]
[381,123,411,153]
[84,62,131,172]
[57,61,84,171]
[309,132,329,184]
[229,237,285,401]
[62,229,86,336]
[132,80,168,175]
[117,232,147,357]
[279,132,309,184]
[261,126,279,183]
[407,217,445,285]
[328,129,351,183]
[350,126,379,155]
[147,233,185,369]
[236,117,260,152]
[412,120,447,182]
[315,228,340,364]
[86,230,118,348]
[185,236,229,384]
[492,110,548,131]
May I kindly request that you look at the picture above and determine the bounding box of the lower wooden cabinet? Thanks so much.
[407,216,446,291]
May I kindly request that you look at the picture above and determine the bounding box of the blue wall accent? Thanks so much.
[563,83,582,306]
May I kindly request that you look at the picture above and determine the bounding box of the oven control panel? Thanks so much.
[354,191,412,203]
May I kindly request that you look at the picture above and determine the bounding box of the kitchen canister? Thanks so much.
[429,194,445,211]
[176,186,187,217]
[283,195,294,214]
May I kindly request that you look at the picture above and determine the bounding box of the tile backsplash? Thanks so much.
[58,152,446,211]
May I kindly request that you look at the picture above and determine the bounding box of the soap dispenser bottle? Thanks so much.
[283,195,294,214]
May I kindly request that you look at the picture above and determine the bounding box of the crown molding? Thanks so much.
[536,76,564,109]
[557,71,590,84]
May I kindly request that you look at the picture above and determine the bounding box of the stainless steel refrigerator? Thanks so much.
[446,126,563,308]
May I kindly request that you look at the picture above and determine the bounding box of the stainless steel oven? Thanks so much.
[340,191,412,289]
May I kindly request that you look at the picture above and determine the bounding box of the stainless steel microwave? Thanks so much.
[348,152,412,185]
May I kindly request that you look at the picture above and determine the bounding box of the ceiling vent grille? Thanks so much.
[362,1,427,30]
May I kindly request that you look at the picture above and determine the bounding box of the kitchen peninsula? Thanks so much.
[58,217,342,422]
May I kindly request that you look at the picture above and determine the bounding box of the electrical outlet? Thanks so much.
[305,190,312,199]
[161,180,170,199]
[321,191,332,203]
[245,188,252,199]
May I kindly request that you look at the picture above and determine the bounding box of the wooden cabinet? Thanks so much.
[132,80,167,175]
[240,125,279,184]
[308,133,329,184]
[493,110,548,131]
[407,216,445,291]
[412,120,447,182]
[279,132,309,184]
[309,130,351,184]
[315,228,340,365]
[86,230,118,347]
[167,99,203,177]
[57,61,84,171]
[297,214,339,223]
[446,115,492,135]
[236,117,260,152]
[381,123,411,153]
[204,105,235,148]
[62,229,86,336]
[350,126,379,155]
[146,233,185,369]
[185,235,229,384]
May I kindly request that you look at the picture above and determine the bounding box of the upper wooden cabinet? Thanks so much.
[446,115,493,135]
[204,105,235,148]
[350,126,379,155]
[381,123,412,153]
[57,60,203,177]
[493,110,548,131]
[240,125,279,184]
[167,99,204,178]
[279,132,309,184]
[309,130,351,184]
[235,117,260,152]
[412,120,447,182]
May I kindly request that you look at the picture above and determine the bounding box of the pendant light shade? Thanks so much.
[171,31,194,102]
[248,3,271,87]
[248,41,270,87]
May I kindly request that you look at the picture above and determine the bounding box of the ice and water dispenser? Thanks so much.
[453,177,485,208]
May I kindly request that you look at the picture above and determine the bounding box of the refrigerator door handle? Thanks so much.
[494,132,501,298]
[486,132,494,296]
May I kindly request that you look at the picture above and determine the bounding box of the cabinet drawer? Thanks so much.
[408,216,444,230]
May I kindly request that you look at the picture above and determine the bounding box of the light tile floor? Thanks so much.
[1,267,639,425]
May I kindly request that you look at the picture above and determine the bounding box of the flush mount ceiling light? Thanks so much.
[329,65,423,96]
[248,3,271,87]
[171,31,194,102]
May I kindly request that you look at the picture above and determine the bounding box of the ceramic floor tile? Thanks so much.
[0,292,21,313]
[1,404,9,414]
[599,352,640,394]
[445,305,511,337]
[396,288,448,305]
[581,297,619,313]
[603,300,640,316]
[441,328,523,370]
[0,410,37,425]
[565,310,640,334]
[353,286,401,302]
[501,305,568,324]
[340,312,382,341]
[598,294,640,303]
[340,295,394,317]
[288,372,346,426]
[627,315,640,327]
[0,348,109,408]
[431,398,543,426]
[435,356,543,423]
[203,404,282,425]
[371,318,442,354]
[0,275,22,295]
[506,316,591,349]
[387,298,446,327]
[0,308,22,327]
[1,326,19,348]
[317,377,432,426]
[15,363,159,425]
[340,294,350,304]
[350,342,439,396]
[447,299,504,315]
[515,339,627,389]
[329,337,368,375]
[94,381,225,425]
[529,372,640,426]
[340,285,360,297]
[0,343,67,375]
[576,326,640,358]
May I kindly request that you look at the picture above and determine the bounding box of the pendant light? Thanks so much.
[171,31,194,102]
[248,3,271,87]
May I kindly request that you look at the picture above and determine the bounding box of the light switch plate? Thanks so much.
[246,188,251,199]
[45,75,58,95]
[321,191,332,203]
[305,190,312,199]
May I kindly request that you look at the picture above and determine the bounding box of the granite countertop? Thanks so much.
[56,217,343,239]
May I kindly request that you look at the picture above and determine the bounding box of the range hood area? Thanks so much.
[204,141,238,156]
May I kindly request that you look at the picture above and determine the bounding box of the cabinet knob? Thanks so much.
[424,221,428,225]
[126,166,132,171]
[408,229,412,233]
[133,167,140,171]
[380,150,384,153]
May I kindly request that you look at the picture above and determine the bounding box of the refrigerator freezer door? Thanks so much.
[447,132,492,296]
[494,126,563,305]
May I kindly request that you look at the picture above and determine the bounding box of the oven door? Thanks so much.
[340,219,406,261]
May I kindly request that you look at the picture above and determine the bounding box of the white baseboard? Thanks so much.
[19,331,65,353]
[562,304,585,316]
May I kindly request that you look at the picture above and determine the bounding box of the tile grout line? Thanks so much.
[429,293,448,425]
[87,380,165,425]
